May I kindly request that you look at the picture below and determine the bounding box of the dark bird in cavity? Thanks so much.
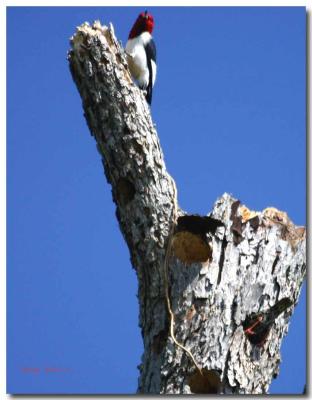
[243,297,293,346]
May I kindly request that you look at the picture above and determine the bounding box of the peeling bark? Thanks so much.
[68,21,306,394]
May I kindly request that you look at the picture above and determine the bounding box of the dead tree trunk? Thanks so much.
[68,21,306,394]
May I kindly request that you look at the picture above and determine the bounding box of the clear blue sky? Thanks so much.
[7,6,306,395]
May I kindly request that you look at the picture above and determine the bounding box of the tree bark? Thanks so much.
[68,21,306,394]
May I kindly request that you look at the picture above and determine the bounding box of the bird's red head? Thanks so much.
[128,10,154,39]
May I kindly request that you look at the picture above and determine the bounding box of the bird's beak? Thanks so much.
[144,10,148,19]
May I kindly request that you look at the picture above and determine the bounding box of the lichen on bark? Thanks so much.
[68,21,306,394]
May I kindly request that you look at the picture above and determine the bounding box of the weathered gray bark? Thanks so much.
[68,21,306,394]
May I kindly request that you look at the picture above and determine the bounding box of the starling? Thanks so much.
[243,298,293,346]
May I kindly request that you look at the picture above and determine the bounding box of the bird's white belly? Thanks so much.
[151,60,156,86]
[126,39,149,88]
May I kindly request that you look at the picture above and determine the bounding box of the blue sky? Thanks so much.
[7,6,306,394]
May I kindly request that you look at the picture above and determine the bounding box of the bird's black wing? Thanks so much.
[145,38,156,105]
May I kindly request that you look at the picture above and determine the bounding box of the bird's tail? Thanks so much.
[267,297,293,321]
[145,85,152,105]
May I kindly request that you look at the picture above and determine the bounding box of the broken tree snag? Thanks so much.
[68,21,306,394]
[68,20,178,388]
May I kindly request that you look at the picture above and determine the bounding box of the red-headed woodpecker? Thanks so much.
[126,11,156,105]
[243,297,293,347]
